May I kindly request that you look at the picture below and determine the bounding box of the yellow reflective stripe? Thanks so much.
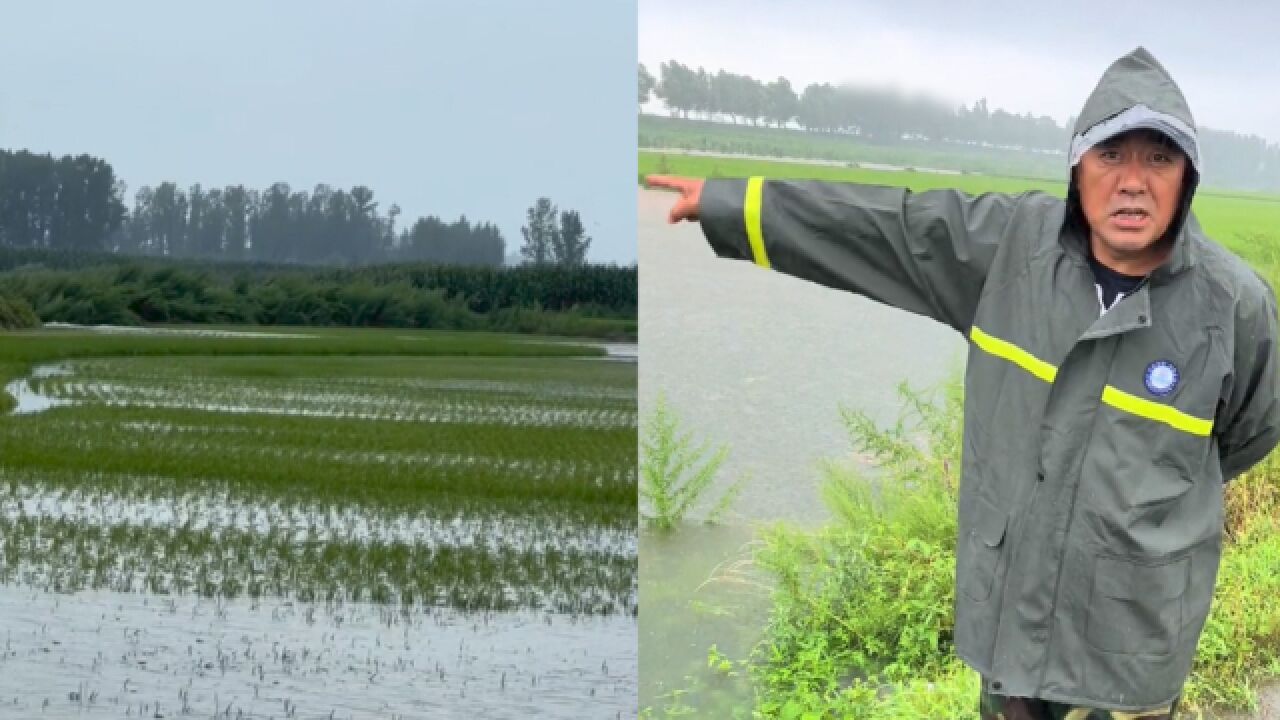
[1101,385,1213,437]
[969,326,1212,437]
[969,325,1057,383]
[744,176,771,269]
[1106,708,1174,720]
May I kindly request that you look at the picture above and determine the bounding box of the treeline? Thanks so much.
[0,149,565,267]
[0,248,635,338]
[0,151,127,252]
[639,61,1280,191]
[122,181,504,266]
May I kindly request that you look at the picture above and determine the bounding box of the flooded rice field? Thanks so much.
[0,333,637,718]
[0,587,634,719]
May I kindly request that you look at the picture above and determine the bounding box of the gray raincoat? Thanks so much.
[697,47,1280,709]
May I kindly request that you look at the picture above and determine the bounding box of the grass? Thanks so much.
[0,326,637,616]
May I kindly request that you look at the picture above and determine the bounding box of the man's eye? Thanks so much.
[1152,152,1172,164]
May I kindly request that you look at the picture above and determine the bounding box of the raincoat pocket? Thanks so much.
[1085,554,1189,656]
[960,494,1009,603]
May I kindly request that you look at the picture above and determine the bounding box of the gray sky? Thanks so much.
[640,0,1280,143]
[0,0,637,265]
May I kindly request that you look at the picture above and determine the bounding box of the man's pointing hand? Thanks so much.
[645,175,704,224]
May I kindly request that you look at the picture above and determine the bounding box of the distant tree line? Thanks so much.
[0,150,605,266]
[639,61,1280,191]
[0,247,636,337]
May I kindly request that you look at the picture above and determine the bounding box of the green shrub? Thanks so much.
[0,292,40,329]
[640,393,743,531]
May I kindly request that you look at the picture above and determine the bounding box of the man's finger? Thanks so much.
[668,198,697,224]
[646,174,691,193]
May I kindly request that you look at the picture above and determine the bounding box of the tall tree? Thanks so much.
[764,77,798,128]
[151,182,188,257]
[222,185,251,260]
[657,60,701,119]
[638,63,656,105]
[552,209,591,266]
[519,197,557,266]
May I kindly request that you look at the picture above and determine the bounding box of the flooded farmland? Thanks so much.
[0,329,637,718]
[637,186,964,714]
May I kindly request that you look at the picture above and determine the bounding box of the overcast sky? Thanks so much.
[0,0,637,265]
[640,0,1280,144]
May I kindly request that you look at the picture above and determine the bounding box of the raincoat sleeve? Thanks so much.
[698,177,1020,334]
[1217,277,1280,481]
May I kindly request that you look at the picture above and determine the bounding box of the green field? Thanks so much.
[639,114,1065,180]
[0,327,636,615]
[640,150,1280,285]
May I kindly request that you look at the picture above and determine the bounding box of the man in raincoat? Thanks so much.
[649,47,1280,718]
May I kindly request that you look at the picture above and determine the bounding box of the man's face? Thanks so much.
[1077,129,1188,270]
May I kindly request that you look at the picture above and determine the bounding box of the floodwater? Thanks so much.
[40,322,318,339]
[637,186,965,524]
[528,340,637,363]
[637,186,965,713]
[0,586,635,719]
[600,343,638,362]
[5,362,74,415]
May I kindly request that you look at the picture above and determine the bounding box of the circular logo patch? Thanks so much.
[1144,360,1180,396]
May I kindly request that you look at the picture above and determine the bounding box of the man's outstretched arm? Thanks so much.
[647,174,1025,335]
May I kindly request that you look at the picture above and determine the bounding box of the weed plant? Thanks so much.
[640,394,744,530]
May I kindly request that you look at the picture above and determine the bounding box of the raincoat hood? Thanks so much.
[1065,47,1201,275]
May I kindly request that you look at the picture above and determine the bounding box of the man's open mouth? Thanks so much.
[1111,207,1150,218]
[1110,207,1151,229]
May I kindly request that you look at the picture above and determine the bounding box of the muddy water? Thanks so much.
[637,186,965,522]
[0,586,635,719]
[639,525,764,715]
[637,186,965,712]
